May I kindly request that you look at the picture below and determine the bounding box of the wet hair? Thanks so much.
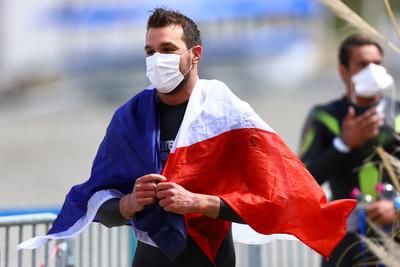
[339,34,383,68]
[147,7,201,49]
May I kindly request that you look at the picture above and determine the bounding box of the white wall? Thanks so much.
[1,0,60,75]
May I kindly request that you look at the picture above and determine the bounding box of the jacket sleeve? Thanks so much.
[98,198,244,227]
[299,108,350,185]
[97,198,128,228]
[217,199,244,223]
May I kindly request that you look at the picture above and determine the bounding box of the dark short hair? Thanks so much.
[146,7,201,49]
[338,34,383,68]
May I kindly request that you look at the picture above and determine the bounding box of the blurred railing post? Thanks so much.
[54,239,75,267]
[55,240,67,267]
[66,239,75,267]
[248,244,261,267]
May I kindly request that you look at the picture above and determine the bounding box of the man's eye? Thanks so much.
[163,48,174,53]
[146,50,155,56]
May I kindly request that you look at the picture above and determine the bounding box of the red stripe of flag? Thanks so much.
[163,128,356,263]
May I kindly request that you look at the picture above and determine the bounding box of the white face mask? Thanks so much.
[146,49,193,94]
[351,63,394,97]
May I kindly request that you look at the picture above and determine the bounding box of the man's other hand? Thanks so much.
[119,174,167,219]
[366,200,396,225]
[341,106,384,149]
[156,182,220,218]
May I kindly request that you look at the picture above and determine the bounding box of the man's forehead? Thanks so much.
[146,25,185,46]
[350,45,382,61]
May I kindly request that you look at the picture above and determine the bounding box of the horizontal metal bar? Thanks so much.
[0,213,57,226]
[0,207,59,217]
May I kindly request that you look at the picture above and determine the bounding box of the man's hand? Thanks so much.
[156,182,220,218]
[340,106,384,149]
[366,200,397,225]
[119,174,166,219]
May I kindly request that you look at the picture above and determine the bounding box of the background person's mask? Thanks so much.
[146,49,192,94]
[351,63,397,129]
[351,63,394,97]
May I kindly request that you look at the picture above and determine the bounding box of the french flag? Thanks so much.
[18,78,356,264]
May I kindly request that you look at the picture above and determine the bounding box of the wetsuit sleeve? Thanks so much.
[218,199,244,223]
[299,108,350,185]
[98,198,244,226]
[97,198,128,228]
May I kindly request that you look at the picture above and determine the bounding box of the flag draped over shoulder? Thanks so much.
[17,87,187,259]
[18,78,356,264]
[162,79,356,261]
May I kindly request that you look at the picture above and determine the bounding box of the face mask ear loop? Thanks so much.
[349,80,359,105]
[384,83,396,128]
[181,47,194,76]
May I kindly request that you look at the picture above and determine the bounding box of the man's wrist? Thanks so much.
[196,194,220,219]
[119,195,135,220]
[333,137,351,153]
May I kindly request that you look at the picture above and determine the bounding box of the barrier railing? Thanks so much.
[0,213,320,267]
[0,213,132,267]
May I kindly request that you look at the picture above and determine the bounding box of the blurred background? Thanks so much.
[0,0,399,216]
[1,1,400,266]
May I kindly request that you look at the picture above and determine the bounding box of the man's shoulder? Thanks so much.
[199,78,241,101]
[305,97,347,136]
[199,78,229,91]
[113,87,156,120]
[309,96,347,118]
[119,87,155,109]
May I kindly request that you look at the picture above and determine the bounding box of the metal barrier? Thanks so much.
[235,241,320,267]
[0,213,132,267]
[0,213,56,267]
[0,213,320,267]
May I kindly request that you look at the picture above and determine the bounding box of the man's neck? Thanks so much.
[345,85,381,107]
[354,95,381,106]
[157,73,198,106]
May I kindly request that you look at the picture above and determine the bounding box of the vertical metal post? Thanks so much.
[117,228,121,267]
[108,229,112,267]
[279,241,287,267]
[55,240,65,267]
[66,239,75,267]
[31,224,36,267]
[5,226,10,267]
[98,224,102,267]
[88,225,93,267]
[18,225,23,267]
[44,223,50,267]
[79,234,83,267]
[248,244,261,267]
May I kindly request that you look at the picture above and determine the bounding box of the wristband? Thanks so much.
[333,137,351,153]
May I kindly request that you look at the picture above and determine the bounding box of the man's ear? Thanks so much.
[192,46,202,64]
[339,64,354,97]
[338,64,349,82]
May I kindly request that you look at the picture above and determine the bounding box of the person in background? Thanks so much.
[300,34,400,266]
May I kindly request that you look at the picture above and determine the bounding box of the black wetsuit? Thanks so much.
[98,100,243,267]
[299,95,400,266]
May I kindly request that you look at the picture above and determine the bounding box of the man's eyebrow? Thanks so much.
[144,42,179,51]
[159,41,178,47]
